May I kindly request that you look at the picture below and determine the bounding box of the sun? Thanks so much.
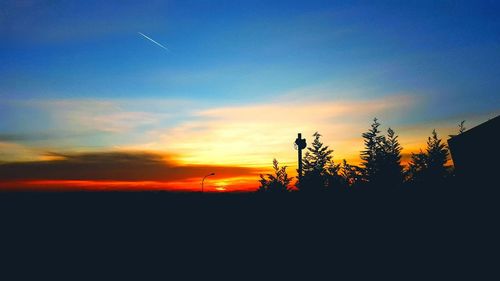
[213,180,230,192]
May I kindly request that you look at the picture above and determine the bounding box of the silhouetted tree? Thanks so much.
[380,127,404,187]
[326,159,345,190]
[360,119,404,188]
[426,130,450,180]
[449,120,467,138]
[458,120,466,134]
[407,130,450,185]
[407,150,428,184]
[341,159,363,187]
[360,118,386,185]
[297,132,340,192]
[258,159,292,193]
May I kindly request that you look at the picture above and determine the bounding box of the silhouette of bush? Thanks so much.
[258,159,292,193]
[340,159,364,187]
[407,129,450,185]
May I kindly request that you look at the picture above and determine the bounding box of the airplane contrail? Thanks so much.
[138,32,170,51]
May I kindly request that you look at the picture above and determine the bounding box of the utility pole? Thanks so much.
[294,133,307,182]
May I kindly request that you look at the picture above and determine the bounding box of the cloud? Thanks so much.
[0,141,43,162]
[0,92,482,191]
[3,92,467,176]
[0,151,262,182]
[149,94,420,168]
[30,99,167,133]
[0,98,189,147]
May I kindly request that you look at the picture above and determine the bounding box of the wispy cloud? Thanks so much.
[0,151,262,191]
[2,93,485,175]
[0,141,41,162]
[143,94,421,169]
[138,32,169,51]
[2,98,178,134]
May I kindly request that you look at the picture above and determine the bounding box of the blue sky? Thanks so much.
[2,0,500,102]
[1,0,499,169]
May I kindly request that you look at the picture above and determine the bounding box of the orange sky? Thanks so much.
[0,178,257,192]
[0,151,264,192]
[0,96,493,192]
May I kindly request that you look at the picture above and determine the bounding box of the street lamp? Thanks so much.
[201,172,215,193]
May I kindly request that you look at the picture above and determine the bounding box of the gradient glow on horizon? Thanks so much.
[1,1,499,191]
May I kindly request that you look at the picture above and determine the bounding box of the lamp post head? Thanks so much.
[202,172,215,193]
[295,133,307,150]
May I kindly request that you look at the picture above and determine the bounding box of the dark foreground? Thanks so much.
[1,188,498,278]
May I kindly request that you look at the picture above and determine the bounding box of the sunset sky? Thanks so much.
[1,0,499,192]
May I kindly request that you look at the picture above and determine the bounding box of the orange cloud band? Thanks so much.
[0,151,265,192]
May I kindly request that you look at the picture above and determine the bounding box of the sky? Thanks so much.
[1,0,499,192]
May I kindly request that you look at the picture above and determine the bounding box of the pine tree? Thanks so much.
[303,132,333,174]
[407,150,428,184]
[426,130,450,181]
[381,127,404,186]
[298,132,336,192]
[258,159,292,193]
[360,119,404,188]
[360,118,386,184]
[407,130,450,185]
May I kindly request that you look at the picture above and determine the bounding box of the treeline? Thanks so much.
[258,118,457,193]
